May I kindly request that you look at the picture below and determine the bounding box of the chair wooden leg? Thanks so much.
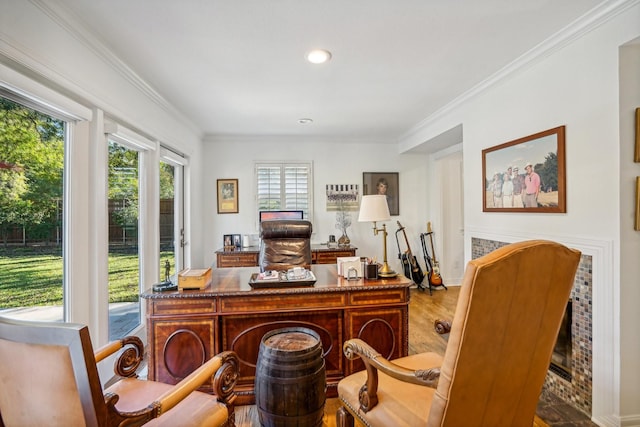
[336,406,355,427]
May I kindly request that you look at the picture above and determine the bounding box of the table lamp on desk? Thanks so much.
[358,195,396,278]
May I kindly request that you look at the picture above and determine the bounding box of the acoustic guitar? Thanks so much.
[426,222,443,286]
[396,221,425,285]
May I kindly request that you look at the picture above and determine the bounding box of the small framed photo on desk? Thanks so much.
[223,234,234,250]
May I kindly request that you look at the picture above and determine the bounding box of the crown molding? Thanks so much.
[26,0,201,137]
[399,0,640,146]
[203,134,395,145]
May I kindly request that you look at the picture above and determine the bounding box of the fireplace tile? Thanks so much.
[471,238,593,417]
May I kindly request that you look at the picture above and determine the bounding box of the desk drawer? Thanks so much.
[315,250,356,264]
[150,299,216,315]
[220,292,346,312]
[217,252,258,268]
[349,289,407,305]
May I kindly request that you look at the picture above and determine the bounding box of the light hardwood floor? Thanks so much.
[234,285,549,427]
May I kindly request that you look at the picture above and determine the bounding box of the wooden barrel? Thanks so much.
[255,327,326,427]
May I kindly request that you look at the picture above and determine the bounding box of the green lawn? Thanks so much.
[0,247,165,308]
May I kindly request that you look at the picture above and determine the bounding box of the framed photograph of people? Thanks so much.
[362,172,399,215]
[223,234,234,250]
[217,179,238,214]
[482,126,566,213]
[232,234,241,248]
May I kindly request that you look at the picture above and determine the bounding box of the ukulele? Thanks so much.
[426,222,443,286]
[397,221,425,285]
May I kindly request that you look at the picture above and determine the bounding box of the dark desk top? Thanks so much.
[142,264,410,299]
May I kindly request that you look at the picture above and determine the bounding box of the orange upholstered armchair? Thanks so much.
[0,317,238,427]
[259,219,312,272]
[336,240,581,427]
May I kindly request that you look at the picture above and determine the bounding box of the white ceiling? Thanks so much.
[55,0,604,142]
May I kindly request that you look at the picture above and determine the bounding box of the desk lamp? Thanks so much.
[358,195,396,278]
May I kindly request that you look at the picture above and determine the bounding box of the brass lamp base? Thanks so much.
[378,262,397,278]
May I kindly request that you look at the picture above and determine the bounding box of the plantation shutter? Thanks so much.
[256,162,313,219]
[257,165,282,211]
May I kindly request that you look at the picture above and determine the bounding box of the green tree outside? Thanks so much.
[0,98,63,246]
[537,152,558,192]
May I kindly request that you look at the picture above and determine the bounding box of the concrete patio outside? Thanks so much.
[0,302,141,341]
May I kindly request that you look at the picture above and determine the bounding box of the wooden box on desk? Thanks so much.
[178,267,212,290]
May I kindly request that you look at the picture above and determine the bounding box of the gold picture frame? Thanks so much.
[482,126,566,213]
[635,108,640,163]
[635,177,640,231]
[217,179,238,214]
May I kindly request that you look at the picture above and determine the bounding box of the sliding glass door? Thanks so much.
[107,140,141,339]
[0,96,66,322]
[159,148,186,282]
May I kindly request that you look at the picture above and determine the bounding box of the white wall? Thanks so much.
[202,137,429,274]
[401,2,640,425]
[0,1,206,340]
[619,40,640,425]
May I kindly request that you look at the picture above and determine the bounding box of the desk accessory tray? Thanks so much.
[249,270,317,288]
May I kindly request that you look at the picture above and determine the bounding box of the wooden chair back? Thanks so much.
[0,317,107,427]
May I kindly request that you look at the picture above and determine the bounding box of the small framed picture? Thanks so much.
[223,234,234,249]
[217,179,238,214]
[362,172,399,216]
[233,234,241,248]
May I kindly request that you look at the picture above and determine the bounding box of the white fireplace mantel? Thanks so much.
[465,227,616,426]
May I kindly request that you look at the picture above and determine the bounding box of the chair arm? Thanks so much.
[343,339,440,413]
[153,351,239,415]
[95,336,144,378]
[103,351,239,426]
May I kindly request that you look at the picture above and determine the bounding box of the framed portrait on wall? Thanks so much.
[482,126,566,213]
[362,172,399,215]
[217,179,238,214]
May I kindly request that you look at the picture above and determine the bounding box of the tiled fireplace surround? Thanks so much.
[472,238,593,416]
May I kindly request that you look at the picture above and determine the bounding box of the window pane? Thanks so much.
[284,166,309,210]
[159,161,175,282]
[257,166,282,211]
[0,97,65,322]
[256,163,312,219]
[108,140,140,339]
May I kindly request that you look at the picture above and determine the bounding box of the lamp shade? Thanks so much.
[358,195,391,222]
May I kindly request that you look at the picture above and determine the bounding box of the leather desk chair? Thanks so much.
[0,317,239,427]
[259,219,312,272]
[336,240,581,427]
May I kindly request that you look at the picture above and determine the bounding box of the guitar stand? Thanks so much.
[419,232,448,295]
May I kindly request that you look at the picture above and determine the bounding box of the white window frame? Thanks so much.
[0,75,91,328]
[159,146,188,274]
[104,121,158,340]
[254,161,313,228]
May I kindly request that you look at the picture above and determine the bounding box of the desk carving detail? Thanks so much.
[142,264,410,404]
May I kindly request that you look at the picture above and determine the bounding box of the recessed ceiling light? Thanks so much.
[298,118,313,124]
[306,49,332,64]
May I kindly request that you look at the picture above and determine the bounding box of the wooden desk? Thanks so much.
[142,265,411,404]
[215,244,357,268]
